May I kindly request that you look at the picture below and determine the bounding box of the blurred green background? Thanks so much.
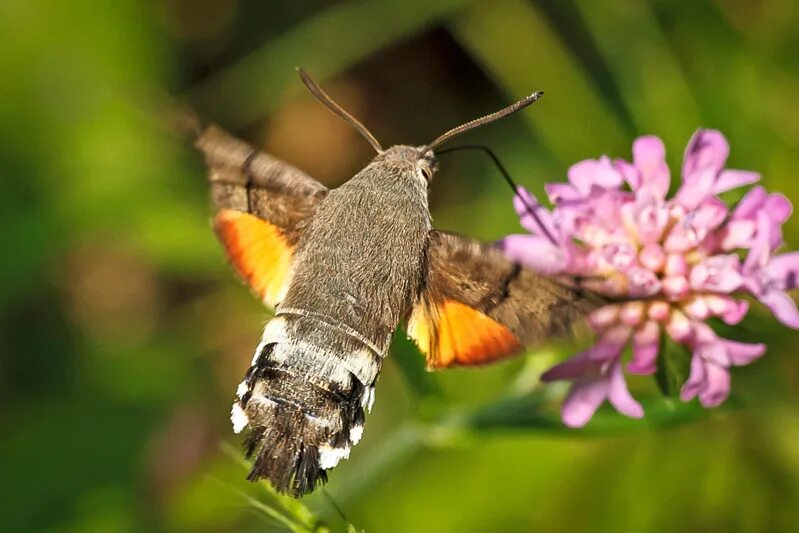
[2,0,799,531]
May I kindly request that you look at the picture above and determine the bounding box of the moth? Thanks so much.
[196,69,599,497]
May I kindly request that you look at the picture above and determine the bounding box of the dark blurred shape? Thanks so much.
[157,0,239,41]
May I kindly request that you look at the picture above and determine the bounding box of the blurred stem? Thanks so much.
[190,0,479,125]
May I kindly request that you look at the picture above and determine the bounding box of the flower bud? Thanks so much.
[648,301,671,322]
[639,243,666,272]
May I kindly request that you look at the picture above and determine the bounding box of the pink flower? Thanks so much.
[501,129,797,426]
[541,326,643,427]
[741,210,799,328]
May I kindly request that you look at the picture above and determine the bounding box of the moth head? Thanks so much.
[369,145,439,184]
[416,149,439,183]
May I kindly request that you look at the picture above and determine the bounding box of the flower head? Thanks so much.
[500,130,798,426]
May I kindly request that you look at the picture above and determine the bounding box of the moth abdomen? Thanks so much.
[232,314,376,496]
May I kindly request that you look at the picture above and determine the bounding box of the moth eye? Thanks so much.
[420,167,433,182]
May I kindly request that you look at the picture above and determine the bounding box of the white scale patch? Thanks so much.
[250,340,268,366]
[236,380,248,399]
[349,424,364,445]
[362,387,376,412]
[262,316,288,343]
[230,402,249,433]
[318,444,351,470]
[250,317,290,365]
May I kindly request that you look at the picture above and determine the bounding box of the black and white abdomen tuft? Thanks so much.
[231,312,380,497]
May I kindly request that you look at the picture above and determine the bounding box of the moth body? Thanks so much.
[231,146,435,496]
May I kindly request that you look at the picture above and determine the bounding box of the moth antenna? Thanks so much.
[420,91,543,155]
[297,67,384,154]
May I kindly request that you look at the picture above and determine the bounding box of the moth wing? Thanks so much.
[408,230,601,369]
[196,125,328,307]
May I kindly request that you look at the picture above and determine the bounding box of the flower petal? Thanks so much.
[496,235,568,274]
[721,219,755,250]
[689,255,743,293]
[627,267,662,297]
[628,321,660,375]
[513,187,557,237]
[723,340,766,366]
[765,193,793,224]
[567,160,595,193]
[744,211,774,271]
[759,289,799,329]
[588,327,630,360]
[692,198,728,232]
[677,129,730,209]
[545,183,581,203]
[766,252,799,290]
[588,305,620,330]
[714,170,760,195]
[607,361,644,418]
[698,362,730,407]
[561,378,609,427]
[697,340,730,367]
[682,129,729,179]
[720,298,749,325]
[632,135,670,198]
[626,191,669,245]
[732,186,766,220]
[614,159,640,190]
[764,193,792,249]
[680,353,706,402]
[600,242,636,271]
[665,311,692,342]
[540,352,591,382]
[675,168,717,210]
[567,157,623,195]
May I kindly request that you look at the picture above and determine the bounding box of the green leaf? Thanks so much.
[655,336,692,397]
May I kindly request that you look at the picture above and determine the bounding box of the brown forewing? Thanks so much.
[195,125,328,244]
[409,230,604,367]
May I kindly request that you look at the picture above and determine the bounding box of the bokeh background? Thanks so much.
[3,0,799,531]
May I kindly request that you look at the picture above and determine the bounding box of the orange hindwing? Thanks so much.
[214,209,293,307]
[408,299,523,369]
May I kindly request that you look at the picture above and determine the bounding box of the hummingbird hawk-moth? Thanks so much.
[195,69,598,497]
